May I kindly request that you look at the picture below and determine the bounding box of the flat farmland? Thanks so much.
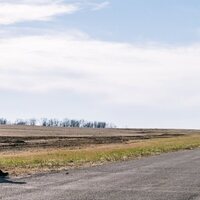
[0,125,199,151]
[1,126,200,175]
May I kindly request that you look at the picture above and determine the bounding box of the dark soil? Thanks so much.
[0,133,185,152]
[1,125,199,151]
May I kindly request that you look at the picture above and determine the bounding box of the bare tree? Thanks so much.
[29,118,37,126]
[0,118,7,125]
[41,118,48,127]
[0,117,115,129]
[62,118,70,127]
[15,119,28,125]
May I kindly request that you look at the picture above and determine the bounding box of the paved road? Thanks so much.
[1,149,200,200]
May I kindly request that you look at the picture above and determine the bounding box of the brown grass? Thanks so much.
[1,134,200,176]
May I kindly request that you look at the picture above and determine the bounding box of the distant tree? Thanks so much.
[29,119,37,126]
[98,122,106,128]
[94,121,98,128]
[15,119,27,125]
[70,120,80,128]
[41,118,48,127]
[83,121,94,128]
[93,122,107,128]
[52,119,60,127]
[79,119,85,128]
[0,118,7,125]
[62,119,70,127]
[82,121,89,128]
[106,123,117,128]
[1,117,115,129]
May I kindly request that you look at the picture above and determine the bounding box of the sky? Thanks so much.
[1,0,200,128]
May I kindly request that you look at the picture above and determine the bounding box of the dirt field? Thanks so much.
[0,125,199,152]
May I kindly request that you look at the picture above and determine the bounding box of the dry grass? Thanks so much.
[1,134,200,176]
[0,125,199,137]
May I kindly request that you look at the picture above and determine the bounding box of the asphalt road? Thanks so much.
[1,149,200,200]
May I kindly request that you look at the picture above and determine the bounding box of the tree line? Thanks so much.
[0,118,116,128]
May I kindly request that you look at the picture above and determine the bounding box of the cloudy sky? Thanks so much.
[1,0,200,128]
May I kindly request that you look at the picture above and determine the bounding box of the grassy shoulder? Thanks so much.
[1,134,200,176]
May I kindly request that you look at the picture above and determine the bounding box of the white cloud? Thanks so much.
[0,31,200,110]
[91,1,110,11]
[0,0,111,25]
[0,1,79,25]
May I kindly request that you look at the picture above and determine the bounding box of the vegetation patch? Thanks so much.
[1,134,200,176]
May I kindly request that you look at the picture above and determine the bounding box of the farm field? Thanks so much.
[1,126,200,176]
[0,125,198,151]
